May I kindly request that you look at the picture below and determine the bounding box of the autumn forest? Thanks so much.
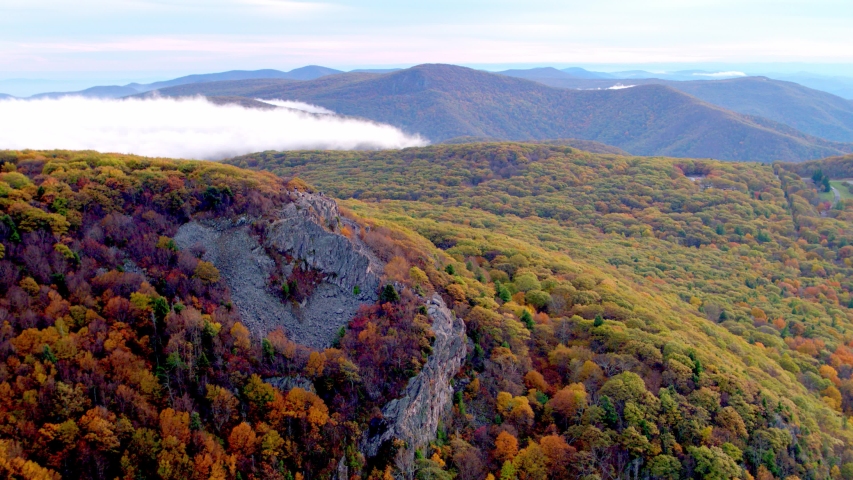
[1,145,853,480]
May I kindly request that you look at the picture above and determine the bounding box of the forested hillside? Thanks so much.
[3,146,853,479]
[782,153,853,179]
[228,143,853,478]
[0,151,455,479]
[150,64,853,162]
[505,74,853,144]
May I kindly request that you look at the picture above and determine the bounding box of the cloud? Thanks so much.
[692,71,747,77]
[607,84,635,90]
[261,99,335,114]
[0,96,426,159]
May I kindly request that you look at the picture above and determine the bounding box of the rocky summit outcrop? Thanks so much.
[265,190,382,301]
[175,191,468,466]
[360,294,468,458]
[174,192,382,349]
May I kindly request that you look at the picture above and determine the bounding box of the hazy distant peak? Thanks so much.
[349,68,402,74]
[561,67,613,79]
[27,85,141,100]
[20,66,345,99]
[692,70,747,78]
[283,65,344,80]
[499,67,571,78]
[498,67,613,80]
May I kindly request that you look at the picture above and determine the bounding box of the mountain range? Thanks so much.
[774,73,853,101]
[24,66,341,99]
[539,67,853,99]
[5,63,853,163]
[146,64,853,162]
[499,68,853,143]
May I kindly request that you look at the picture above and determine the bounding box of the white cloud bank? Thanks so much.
[260,99,336,114]
[0,96,426,160]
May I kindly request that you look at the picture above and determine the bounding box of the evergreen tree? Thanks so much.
[380,284,400,303]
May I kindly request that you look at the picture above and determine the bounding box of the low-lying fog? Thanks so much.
[0,96,426,159]
[260,99,336,114]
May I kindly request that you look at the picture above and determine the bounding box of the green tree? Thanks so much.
[600,396,619,428]
[520,309,534,330]
[525,290,551,311]
[688,446,741,480]
[380,284,400,303]
[647,455,681,480]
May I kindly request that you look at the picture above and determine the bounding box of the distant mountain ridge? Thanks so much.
[150,63,853,162]
[30,85,140,99]
[503,67,752,82]
[502,70,853,143]
[22,66,343,99]
[8,63,853,162]
[774,73,853,100]
[136,65,342,91]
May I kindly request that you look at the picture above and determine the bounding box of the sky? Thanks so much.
[1,0,853,87]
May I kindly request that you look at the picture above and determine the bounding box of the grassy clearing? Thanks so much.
[832,180,853,200]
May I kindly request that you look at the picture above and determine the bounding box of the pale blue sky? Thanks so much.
[1,0,852,84]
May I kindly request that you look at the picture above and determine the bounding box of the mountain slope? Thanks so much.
[779,152,853,178]
[154,64,853,162]
[774,73,853,100]
[498,66,580,79]
[137,65,342,91]
[4,147,853,478]
[22,66,343,99]
[0,150,459,478]
[439,136,631,155]
[500,66,613,80]
[30,85,141,99]
[144,72,377,98]
[562,66,614,78]
[514,72,853,143]
[673,77,853,142]
[226,143,853,478]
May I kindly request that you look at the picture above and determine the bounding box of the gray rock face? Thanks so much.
[265,376,316,394]
[173,192,382,349]
[175,191,468,466]
[174,218,296,337]
[265,191,382,304]
[361,294,467,458]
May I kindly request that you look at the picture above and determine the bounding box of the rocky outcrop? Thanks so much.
[265,376,316,394]
[361,294,467,458]
[265,190,382,302]
[173,192,382,349]
[174,217,295,337]
[175,191,468,465]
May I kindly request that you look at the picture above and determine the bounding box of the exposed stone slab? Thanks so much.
[361,294,467,458]
[174,192,381,349]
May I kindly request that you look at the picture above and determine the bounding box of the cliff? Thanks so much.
[175,192,467,466]
[174,191,382,348]
[361,294,468,457]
